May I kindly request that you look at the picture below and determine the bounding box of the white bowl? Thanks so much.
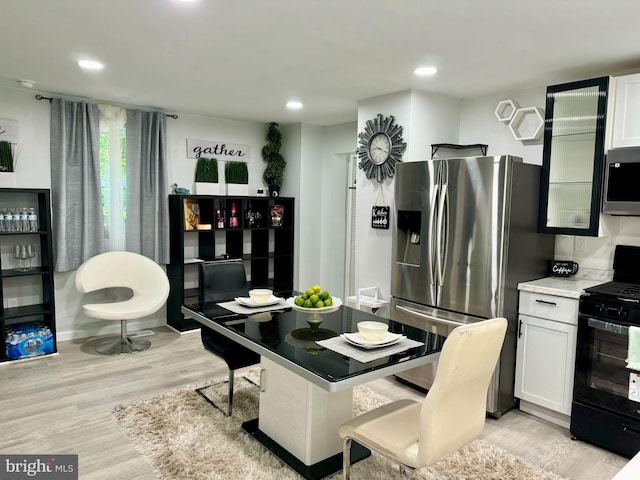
[248,289,273,304]
[357,321,388,342]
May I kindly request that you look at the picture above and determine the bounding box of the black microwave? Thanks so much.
[602,147,640,215]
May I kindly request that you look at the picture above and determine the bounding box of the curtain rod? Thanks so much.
[35,94,179,119]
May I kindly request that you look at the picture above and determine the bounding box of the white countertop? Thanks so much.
[517,276,606,299]
[613,451,640,480]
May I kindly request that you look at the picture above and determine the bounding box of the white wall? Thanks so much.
[280,123,302,289]
[459,87,546,165]
[408,90,461,161]
[355,92,412,301]
[297,124,323,292]
[355,90,461,300]
[167,113,268,195]
[280,122,357,296]
[0,87,51,188]
[319,123,357,298]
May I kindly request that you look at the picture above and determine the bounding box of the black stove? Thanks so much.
[580,245,640,325]
[571,244,640,458]
[585,281,640,300]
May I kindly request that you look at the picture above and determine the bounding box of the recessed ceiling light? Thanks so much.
[17,79,35,89]
[414,66,438,76]
[286,101,303,110]
[78,59,104,71]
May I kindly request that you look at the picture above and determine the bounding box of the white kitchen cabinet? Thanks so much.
[515,290,579,428]
[612,73,640,148]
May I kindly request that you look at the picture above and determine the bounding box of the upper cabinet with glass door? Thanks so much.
[539,77,610,236]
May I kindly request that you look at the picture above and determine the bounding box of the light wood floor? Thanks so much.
[0,326,628,479]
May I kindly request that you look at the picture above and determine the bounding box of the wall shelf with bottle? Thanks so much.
[0,188,56,362]
[168,194,295,332]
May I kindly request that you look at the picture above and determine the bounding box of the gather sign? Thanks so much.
[186,138,249,161]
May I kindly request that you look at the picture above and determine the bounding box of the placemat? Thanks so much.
[216,300,290,315]
[316,336,424,363]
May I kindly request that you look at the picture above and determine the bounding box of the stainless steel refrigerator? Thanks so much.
[390,155,554,416]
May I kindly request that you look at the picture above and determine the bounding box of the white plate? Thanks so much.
[341,332,404,349]
[235,296,283,308]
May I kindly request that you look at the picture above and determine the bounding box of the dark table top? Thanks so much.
[182,297,444,391]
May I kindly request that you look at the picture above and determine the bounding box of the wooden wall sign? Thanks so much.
[371,206,390,229]
[187,138,250,161]
[371,186,390,229]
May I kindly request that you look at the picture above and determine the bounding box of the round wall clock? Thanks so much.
[356,114,407,183]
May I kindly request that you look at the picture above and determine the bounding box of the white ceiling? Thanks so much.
[1,0,639,126]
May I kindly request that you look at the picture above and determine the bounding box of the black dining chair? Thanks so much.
[198,259,260,416]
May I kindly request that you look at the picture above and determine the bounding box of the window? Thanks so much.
[98,105,127,251]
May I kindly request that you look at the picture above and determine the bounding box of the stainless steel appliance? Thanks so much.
[390,155,554,416]
[603,147,640,216]
[572,245,640,458]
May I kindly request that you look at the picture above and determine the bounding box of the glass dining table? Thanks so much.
[182,296,443,480]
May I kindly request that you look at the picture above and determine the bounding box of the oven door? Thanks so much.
[574,314,640,419]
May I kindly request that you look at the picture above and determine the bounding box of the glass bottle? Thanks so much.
[6,208,15,232]
[216,208,224,229]
[230,202,238,228]
[12,208,22,232]
[28,207,38,232]
[20,208,29,232]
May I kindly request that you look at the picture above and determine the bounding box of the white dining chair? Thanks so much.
[339,317,508,479]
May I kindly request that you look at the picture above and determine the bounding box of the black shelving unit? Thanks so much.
[0,188,56,362]
[168,194,295,332]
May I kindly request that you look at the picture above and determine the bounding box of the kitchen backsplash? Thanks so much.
[554,215,640,274]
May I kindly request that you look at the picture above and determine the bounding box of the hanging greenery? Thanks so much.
[225,161,248,184]
[194,157,219,183]
[0,141,15,172]
[261,122,286,189]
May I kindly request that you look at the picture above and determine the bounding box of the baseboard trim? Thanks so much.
[519,399,570,429]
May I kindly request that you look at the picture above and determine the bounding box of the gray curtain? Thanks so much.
[50,99,105,272]
[125,110,170,264]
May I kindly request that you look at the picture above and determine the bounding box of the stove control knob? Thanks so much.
[617,307,628,320]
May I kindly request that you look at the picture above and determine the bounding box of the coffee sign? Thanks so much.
[550,260,579,277]
[187,138,249,161]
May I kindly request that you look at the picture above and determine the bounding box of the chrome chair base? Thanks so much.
[194,371,236,416]
[95,336,151,355]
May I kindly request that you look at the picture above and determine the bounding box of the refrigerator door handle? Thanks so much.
[436,184,448,286]
[427,185,438,285]
[395,304,466,327]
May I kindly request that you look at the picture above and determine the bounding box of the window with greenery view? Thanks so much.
[99,105,127,251]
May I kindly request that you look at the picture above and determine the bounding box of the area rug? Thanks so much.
[113,371,568,480]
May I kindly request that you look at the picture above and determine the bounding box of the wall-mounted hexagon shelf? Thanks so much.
[494,99,518,123]
[508,107,544,141]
